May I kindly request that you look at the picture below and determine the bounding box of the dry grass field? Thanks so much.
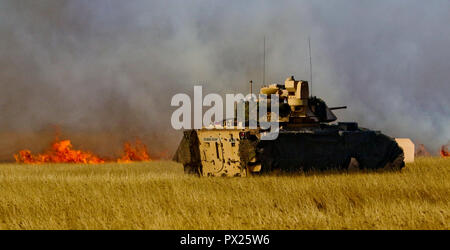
[0,157,448,230]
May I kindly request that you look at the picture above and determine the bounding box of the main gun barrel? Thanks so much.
[329,106,347,110]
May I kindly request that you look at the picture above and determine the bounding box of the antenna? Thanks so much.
[308,37,313,97]
[263,36,266,87]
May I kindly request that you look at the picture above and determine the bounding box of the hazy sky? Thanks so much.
[0,0,448,159]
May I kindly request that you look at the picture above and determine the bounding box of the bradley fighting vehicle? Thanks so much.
[173,76,405,177]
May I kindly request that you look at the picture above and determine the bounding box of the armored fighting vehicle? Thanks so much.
[173,76,405,176]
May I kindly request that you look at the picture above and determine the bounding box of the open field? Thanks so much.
[0,157,448,230]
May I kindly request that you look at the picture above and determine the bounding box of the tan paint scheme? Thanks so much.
[197,129,248,177]
[395,138,415,163]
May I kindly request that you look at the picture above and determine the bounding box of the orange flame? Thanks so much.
[14,138,152,164]
[14,139,105,164]
[441,145,449,158]
[118,140,151,163]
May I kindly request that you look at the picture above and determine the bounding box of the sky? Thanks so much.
[0,0,449,160]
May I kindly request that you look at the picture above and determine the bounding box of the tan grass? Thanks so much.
[0,157,448,229]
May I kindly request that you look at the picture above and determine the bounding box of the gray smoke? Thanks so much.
[0,0,448,161]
